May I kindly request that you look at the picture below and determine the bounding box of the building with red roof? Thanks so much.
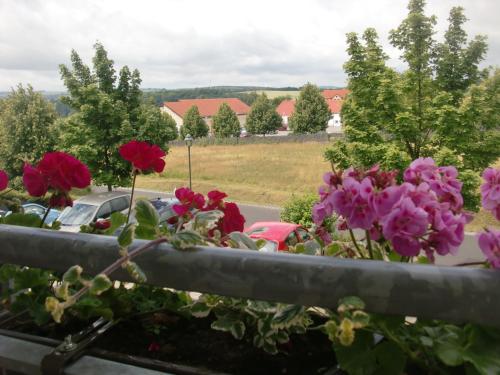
[322,88,350,100]
[162,98,250,133]
[276,91,346,132]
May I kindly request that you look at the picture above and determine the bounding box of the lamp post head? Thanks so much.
[184,134,193,147]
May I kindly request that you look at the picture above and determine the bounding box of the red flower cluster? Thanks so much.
[119,140,166,173]
[0,170,8,191]
[23,152,91,207]
[171,187,245,236]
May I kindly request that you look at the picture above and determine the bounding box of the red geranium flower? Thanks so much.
[119,140,166,173]
[206,190,228,210]
[221,202,245,234]
[0,170,8,191]
[23,152,91,207]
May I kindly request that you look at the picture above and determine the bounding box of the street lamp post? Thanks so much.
[184,134,193,189]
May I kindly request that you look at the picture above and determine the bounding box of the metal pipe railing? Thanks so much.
[1,224,499,327]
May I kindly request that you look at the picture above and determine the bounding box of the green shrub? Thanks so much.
[281,193,318,228]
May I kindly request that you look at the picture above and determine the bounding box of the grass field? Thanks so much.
[243,90,301,99]
[136,142,499,231]
[137,142,330,206]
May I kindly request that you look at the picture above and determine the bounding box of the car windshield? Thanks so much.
[58,203,97,226]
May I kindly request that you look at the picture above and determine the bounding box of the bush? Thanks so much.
[281,194,318,228]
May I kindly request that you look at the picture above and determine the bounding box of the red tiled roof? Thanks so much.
[276,99,295,117]
[276,98,343,116]
[322,89,350,99]
[326,98,342,114]
[163,98,250,118]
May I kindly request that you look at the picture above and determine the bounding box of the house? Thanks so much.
[322,88,350,101]
[276,88,349,133]
[162,98,250,133]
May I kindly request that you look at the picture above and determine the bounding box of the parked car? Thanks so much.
[244,221,314,252]
[21,203,60,225]
[58,192,131,232]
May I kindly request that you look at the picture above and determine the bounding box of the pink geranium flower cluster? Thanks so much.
[313,158,469,261]
[480,167,500,220]
[171,187,245,236]
[476,167,500,268]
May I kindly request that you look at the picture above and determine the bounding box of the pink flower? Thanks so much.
[427,212,465,256]
[477,230,500,268]
[312,201,329,225]
[480,167,500,220]
[0,170,8,191]
[119,140,166,173]
[372,185,406,217]
[331,177,377,230]
[381,197,428,256]
[403,158,437,184]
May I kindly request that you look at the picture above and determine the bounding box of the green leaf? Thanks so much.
[325,242,342,256]
[62,265,83,284]
[135,224,156,240]
[3,213,41,227]
[118,223,135,247]
[190,210,224,232]
[334,330,377,375]
[105,212,127,235]
[211,316,246,340]
[228,232,258,250]
[187,302,212,318]
[89,274,112,296]
[272,305,306,329]
[124,261,147,283]
[338,296,365,313]
[135,199,159,228]
[373,341,407,375]
[170,230,204,250]
[462,325,500,375]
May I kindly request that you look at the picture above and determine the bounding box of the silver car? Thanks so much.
[58,192,131,232]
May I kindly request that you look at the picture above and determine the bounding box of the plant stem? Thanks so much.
[39,205,52,228]
[365,230,374,259]
[71,237,168,302]
[126,169,138,224]
[348,229,365,259]
[0,188,14,197]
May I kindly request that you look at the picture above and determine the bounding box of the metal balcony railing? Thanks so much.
[1,224,499,327]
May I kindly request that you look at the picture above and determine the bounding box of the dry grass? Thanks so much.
[136,142,331,206]
[136,144,499,231]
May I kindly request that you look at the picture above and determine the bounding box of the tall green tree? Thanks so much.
[289,83,330,134]
[212,103,241,138]
[136,105,178,148]
[246,93,282,136]
[59,43,146,191]
[180,106,209,139]
[327,0,494,210]
[0,84,57,179]
[433,7,488,103]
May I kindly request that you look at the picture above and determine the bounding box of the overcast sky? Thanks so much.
[0,0,498,91]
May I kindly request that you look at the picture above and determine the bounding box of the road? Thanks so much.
[93,186,483,266]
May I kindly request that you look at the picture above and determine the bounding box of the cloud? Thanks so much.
[0,0,498,91]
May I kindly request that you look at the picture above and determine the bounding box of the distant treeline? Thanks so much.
[141,86,299,106]
[1,86,304,117]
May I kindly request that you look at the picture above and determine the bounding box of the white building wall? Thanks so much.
[161,106,184,131]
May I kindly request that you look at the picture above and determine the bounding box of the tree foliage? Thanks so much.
[246,93,282,136]
[328,0,495,210]
[0,84,57,179]
[212,103,241,138]
[289,83,330,134]
[135,105,178,148]
[58,43,143,191]
[180,105,209,139]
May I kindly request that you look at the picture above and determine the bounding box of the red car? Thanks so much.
[244,221,313,252]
